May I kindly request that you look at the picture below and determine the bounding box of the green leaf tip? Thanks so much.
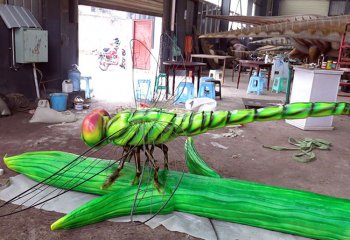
[51,217,64,231]
[3,154,11,168]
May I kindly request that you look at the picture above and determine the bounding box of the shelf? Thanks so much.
[338,62,350,65]
[339,68,350,72]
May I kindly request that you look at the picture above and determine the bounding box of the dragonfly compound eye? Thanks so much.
[81,109,110,147]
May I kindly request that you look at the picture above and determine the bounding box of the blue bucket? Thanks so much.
[50,93,68,111]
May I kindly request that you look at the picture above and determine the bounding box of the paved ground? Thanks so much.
[0,68,349,239]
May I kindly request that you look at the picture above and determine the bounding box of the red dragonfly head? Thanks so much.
[81,109,110,147]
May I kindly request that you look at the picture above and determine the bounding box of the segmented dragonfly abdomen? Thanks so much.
[105,102,350,146]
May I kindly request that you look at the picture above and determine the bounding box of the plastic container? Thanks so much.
[62,80,73,93]
[50,93,68,112]
[332,61,337,70]
[68,64,81,91]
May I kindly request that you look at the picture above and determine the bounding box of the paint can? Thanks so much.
[74,96,84,111]
[74,103,83,111]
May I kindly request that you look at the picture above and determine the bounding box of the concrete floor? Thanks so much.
[0,71,350,239]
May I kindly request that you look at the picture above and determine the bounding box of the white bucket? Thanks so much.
[62,80,73,93]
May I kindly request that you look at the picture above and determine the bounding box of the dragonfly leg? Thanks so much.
[145,145,161,190]
[132,147,142,185]
[102,149,131,189]
[156,144,169,169]
[123,146,132,163]
[151,144,169,169]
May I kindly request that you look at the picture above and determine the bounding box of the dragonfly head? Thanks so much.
[81,109,110,147]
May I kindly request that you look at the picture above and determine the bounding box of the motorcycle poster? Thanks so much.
[97,38,127,71]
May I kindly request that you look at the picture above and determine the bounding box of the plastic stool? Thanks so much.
[205,79,222,99]
[175,82,194,103]
[136,79,151,101]
[209,69,224,83]
[200,76,215,83]
[80,76,93,99]
[272,77,288,93]
[200,76,221,99]
[247,75,264,95]
[154,73,168,92]
[198,82,216,99]
[252,70,267,89]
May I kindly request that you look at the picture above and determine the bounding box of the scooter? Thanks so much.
[98,44,127,71]
[98,47,120,71]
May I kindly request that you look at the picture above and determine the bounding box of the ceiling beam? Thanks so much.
[79,0,163,17]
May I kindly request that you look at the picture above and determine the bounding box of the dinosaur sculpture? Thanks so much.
[205,14,323,25]
[201,15,350,62]
[249,37,293,55]
[249,37,292,46]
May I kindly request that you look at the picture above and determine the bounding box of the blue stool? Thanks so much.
[258,71,267,89]
[252,71,267,89]
[135,79,151,101]
[175,82,194,103]
[198,82,215,99]
[247,75,264,95]
[272,77,288,93]
[200,76,222,99]
[199,76,215,83]
[80,76,93,99]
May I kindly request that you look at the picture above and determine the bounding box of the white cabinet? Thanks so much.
[286,67,343,130]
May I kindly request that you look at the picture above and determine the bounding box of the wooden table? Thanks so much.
[190,54,234,84]
[236,60,273,90]
[163,61,207,99]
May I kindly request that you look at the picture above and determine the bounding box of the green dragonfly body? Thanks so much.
[82,102,350,147]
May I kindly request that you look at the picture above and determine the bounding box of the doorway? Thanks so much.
[78,5,162,104]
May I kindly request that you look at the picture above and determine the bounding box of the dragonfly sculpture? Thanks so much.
[1,33,350,240]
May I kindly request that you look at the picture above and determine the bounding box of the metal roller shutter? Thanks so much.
[279,0,330,16]
[79,0,163,16]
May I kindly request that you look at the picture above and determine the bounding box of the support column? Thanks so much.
[219,0,231,50]
[160,0,172,71]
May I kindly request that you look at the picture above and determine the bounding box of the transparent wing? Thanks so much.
[128,33,192,222]
[129,119,187,224]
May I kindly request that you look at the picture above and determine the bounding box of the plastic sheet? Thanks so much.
[0,175,309,240]
[29,100,76,123]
